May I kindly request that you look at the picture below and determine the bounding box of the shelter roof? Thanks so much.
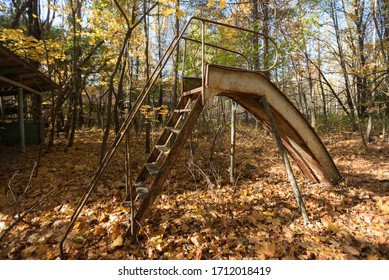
[0,43,55,97]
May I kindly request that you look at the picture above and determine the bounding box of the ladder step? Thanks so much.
[155,145,170,154]
[182,87,202,97]
[122,184,148,207]
[166,126,180,134]
[122,200,131,208]
[136,186,148,200]
[145,162,159,176]
[174,108,192,114]
[134,181,145,187]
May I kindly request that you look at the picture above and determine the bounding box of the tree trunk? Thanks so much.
[366,0,377,141]
[171,0,180,107]
[144,2,151,154]
[330,0,357,129]
[317,39,327,122]
[113,59,127,134]
[68,0,83,148]
[251,0,260,70]
[157,5,164,124]
[261,0,271,78]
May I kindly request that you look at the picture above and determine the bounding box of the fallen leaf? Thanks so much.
[248,235,261,244]
[110,235,123,249]
[263,211,275,217]
[367,254,379,260]
[180,223,189,231]
[377,199,389,214]
[343,245,360,256]
[283,227,296,239]
[195,248,202,260]
[256,241,276,257]
[190,234,205,247]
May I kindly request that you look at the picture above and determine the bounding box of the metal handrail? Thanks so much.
[182,17,278,104]
[181,36,250,70]
[59,16,279,258]
[188,17,279,72]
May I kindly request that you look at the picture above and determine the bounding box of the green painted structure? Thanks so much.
[0,44,55,150]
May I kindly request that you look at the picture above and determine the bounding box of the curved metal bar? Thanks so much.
[189,16,279,72]
[181,36,250,69]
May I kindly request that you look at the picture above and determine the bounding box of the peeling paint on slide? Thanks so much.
[204,64,341,185]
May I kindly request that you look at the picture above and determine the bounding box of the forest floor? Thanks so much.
[0,126,388,260]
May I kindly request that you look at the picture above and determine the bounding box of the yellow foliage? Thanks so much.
[346,12,358,20]
[207,0,226,9]
[0,28,66,66]
[206,0,215,8]
[218,0,227,9]
[162,8,185,19]
[176,8,185,19]
[162,8,176,16]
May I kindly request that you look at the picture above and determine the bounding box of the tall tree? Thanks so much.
[67,0,83,148]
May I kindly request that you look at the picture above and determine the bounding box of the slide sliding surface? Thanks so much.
[204,64,341,185]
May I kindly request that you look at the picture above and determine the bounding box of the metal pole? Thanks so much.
[262,97,309,224]
[124,132,134,235]
[201,21,205,105]
[18,88,25,153]
[230,101,237,183]
[181,39,187,93]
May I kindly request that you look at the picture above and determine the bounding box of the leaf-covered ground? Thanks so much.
[0,127,388,260]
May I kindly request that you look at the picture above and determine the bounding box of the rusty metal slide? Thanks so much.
[204,64,342,185]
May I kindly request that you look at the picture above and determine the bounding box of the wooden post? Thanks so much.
[18,88,25,153]
[230,101,237,183]
[262,97,309,224]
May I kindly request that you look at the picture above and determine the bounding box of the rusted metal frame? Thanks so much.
[263,120,321,183]
[124,95,191,203]
[281,139,319,182]
[201,20,205,106]
[181,39,187,93]
[261,97,309,224]
[281,136,325,183]
[253,96,320,183]
[188,16,278,72]
[124,132,134,235]
[182,78,202,92]
[230,100,237,183]
[125,96,204,241]
[207,64,341,183]
[59,20,165,256]
[60,22,189,259]
[181,36,250,69]
[229,94,320,182]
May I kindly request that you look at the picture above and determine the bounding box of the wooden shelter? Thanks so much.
[0,44,55,152]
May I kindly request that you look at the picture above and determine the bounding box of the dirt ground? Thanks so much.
[0,126,388,260]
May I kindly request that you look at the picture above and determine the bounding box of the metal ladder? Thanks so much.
[123,87,203,241]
